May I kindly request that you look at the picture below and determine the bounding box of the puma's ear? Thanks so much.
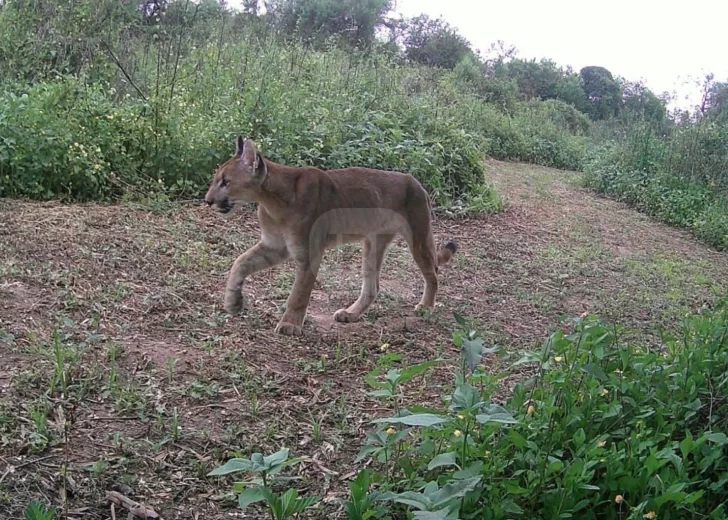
[254,152,267,180]
[235,135,245,156]
[241,138,257,168]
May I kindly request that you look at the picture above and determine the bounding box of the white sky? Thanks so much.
[227,0,728,111]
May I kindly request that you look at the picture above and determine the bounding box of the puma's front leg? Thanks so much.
[274,263,319,336]
[224,241,289,315]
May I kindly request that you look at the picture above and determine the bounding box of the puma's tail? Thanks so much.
[436,240,458,267]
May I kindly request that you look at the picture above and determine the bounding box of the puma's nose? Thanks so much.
[205,198,213,206]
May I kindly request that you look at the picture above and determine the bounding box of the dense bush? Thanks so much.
[583,137,728,251]
[211,300,728,519]
[0,43,503,210]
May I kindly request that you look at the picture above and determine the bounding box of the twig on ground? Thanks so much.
[107,491,161,520]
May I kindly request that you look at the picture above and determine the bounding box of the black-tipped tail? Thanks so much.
[437,239,458,267]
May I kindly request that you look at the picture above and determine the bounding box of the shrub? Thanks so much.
[346,302,728,519]
[583,144,728,251]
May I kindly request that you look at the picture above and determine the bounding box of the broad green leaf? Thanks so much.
[427,452,458,470]
[367,389,395,398]
[453,461,483,479]
[390,491,432,511]
[508,430,527,449]
[207,457,254,476]
[413,509,453,520]
[581,363,608,382]
[679,431,694,459]
[573,428,586,449]
[238,487,265,510]
[449,383,481,412]
[704,432,728,445]
[461,338,484,371]
[430,476,482,506]
[372,414,449,427]
[501,499,524,514]
[398,360,442,384]
[476,405,517,425]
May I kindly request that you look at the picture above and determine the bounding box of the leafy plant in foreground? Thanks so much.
[208,447,318,518]
[348,298,728,519]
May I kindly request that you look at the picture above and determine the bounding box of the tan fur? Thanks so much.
[204,136,458,336]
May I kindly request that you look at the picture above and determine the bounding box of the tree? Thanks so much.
[579,66,621,120]
[266,0,392,49]
[620,79,667,127]
[401,14,472,70]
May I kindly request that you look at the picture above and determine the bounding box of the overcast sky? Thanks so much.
[228,0,728,111]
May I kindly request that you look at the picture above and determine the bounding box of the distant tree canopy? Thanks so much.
[620,79,667,127]
[265,0,393,48]
[579,66,622,120]
[400,14,472,70]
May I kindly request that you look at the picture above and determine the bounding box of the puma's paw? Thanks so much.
[224,289,244,315]
[333,309,358,323]
[275,320,303,336]
[414,303,433,315]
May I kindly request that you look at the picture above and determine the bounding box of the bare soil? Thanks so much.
[1,160,726,519]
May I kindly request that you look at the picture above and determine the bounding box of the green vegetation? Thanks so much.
[2,0,726,243]
[210,302,728,519]
[2,1,728,517]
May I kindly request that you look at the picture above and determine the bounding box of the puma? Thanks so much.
[204,136,457,336]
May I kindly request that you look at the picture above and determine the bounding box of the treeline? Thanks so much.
[0,0,727,245]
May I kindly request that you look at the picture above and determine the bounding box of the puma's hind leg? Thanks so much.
[334,234,394,323]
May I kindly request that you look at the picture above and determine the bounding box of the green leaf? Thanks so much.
[573,428,586,449]
[581,363,608,382]
[238,487,265,510]
[427,452,458,471]
[578,484,601,491]
[475,404,517,425]
[430,476,482,506]
[390,491,432,511]
[704,432,728,445]
[461,338,484,371]
[508,430,527,449]
[398,360,442,384]
[207,457,254,476]
[413,510,453,520]
[501,498,524,514]
[372,414,450,427]
[24,501,55,520]
[367,389,395,398]
[449,383,481,412]
[679,431,694,459]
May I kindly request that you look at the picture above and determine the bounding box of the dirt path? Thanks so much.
[1,161,726,518]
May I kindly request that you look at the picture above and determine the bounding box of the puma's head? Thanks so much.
[204,136,268,214]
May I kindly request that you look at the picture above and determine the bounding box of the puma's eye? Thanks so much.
[220,177,228,187]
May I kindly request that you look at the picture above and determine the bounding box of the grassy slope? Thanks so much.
[0,161,726,518]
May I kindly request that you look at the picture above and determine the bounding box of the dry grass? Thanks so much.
[1,160,726,518]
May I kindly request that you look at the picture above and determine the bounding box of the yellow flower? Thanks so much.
[453,430,462,437]
[554,356,563,363]
[527,405,535,415]
[600,388,609,397]
[614,495,624,504]
[457,414,465,420]
[379,343,389,352]
[386,427,395,435]
[598,440,606,448]
[644,512,656,519]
